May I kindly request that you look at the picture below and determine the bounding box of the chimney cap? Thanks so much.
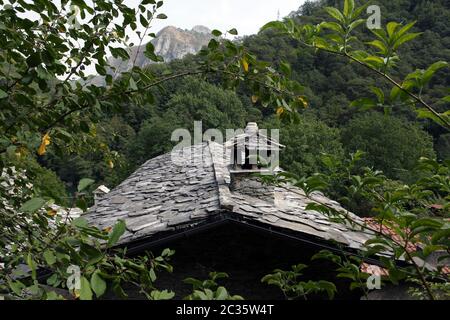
[94,185,110,194]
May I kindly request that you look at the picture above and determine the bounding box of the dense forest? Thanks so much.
[30,0,450,207]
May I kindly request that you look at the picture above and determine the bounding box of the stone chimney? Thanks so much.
[94,185,110,204]
[227,123,284,203]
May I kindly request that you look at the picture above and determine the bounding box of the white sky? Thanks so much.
[130,0,305,36]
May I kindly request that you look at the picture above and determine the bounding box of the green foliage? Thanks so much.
[107,219,126,247]
[436,133,450,161]
[261,264,336,300]
[271,155,450,300]
[408,279,450,300]
[35,0,450,195]
[253,0,450,136]
[0,168,175,300]
[264,115,344,177]
[5,155,69,205]
[77,178,95,193]
[312,250,372,297]
[0,0,166,162]
[341,112,436,182]
[184,272,244,300]
[262,0,449,130]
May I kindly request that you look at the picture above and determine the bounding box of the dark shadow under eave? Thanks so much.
[112,220,365,300]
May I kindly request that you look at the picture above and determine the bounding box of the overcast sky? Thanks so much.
[132,0,306,36]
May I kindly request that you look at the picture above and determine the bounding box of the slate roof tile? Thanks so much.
[85,141,373,249]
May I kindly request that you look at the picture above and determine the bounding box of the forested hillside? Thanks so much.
[36,0,449,204]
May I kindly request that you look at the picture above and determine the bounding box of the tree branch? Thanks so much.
[298,40,450,129]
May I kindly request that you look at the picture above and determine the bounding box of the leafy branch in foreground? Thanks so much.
[0,0,304,163]
[0,0,303,300]
[261,155,449,300]
[0,168,175,300]
[261,264,336,300]
[183,272,244,300]
[261,0,450,130]
[311,249,374,300]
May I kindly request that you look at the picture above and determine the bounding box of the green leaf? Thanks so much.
[211,29,222,37]
[43,250,56,265]
[312,250,342,264]
[313,37,331,50]
[156,13,167,19]
[393,32,421,50]
[416,108,449,127]
[26,253,37,279]
[144,42,158,61]
[324,7,345,23]
[161,248,174,257]
[0,88,8,99]
[108,219,126,247]
[80,276,93,300]
[350,97,377,110]
[386,22,399,38]
[8,280,25,296]
[370,87,385,104]
[20,198,46,213]
[390,86,402,101]
[363,55,385,67]
[26,52,42,67]
[77,178,95,192]
[351,2,370,19]
[366,40,388,55]
[422,61,448,84]
[320,22,344,34]
[279,61,291,77]
[183,277,203,289]
[411,218,442,230]
[208,38,219,50]
[72,217,89,228]
[371,29,388,42]
[128,77,138,90]
[343,0,354,18]
[215,286,228,300]
[228,28,238,35]
[317,280,337,300]
[90,271,107,298]
[431,228,450,244]
[395,21,416,39]
[140,14,148,27]
[81,243,104,265]
[260,21,287,33]
[95,64,106,76]
[348,19,365,33]
[149,268,157,282]
[151,289,175,300]
[423,245,445,257]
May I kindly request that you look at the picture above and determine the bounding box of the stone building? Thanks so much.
[85,123,380,299]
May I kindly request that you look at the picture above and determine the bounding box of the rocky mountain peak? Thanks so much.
[191,25,212,34]
[88,25,212,86]
[108,25,212,74]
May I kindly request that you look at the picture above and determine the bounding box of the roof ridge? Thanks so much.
[206,141,235,211]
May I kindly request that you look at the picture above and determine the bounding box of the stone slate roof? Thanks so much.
[86,142,373,248]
